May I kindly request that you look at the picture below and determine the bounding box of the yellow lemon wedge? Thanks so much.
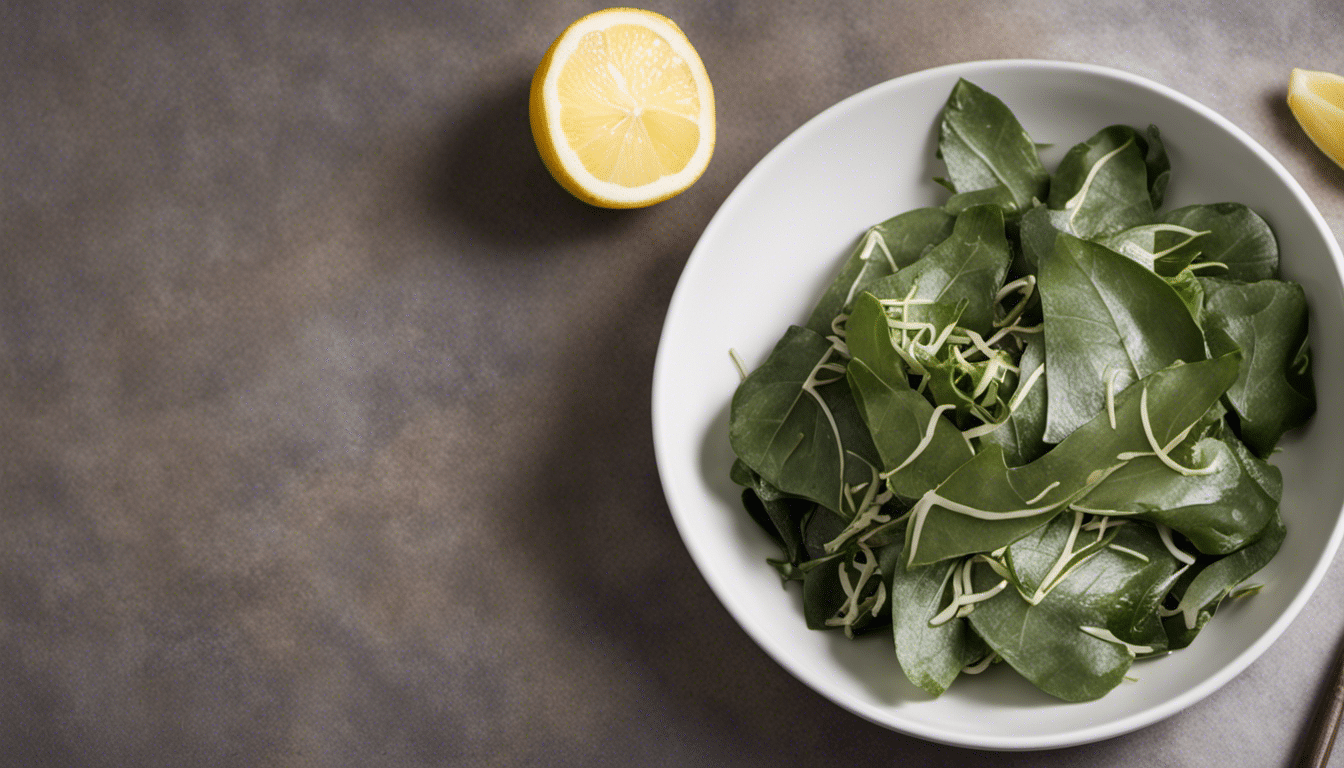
[530,8,715,208]
[1288,68,1344,170]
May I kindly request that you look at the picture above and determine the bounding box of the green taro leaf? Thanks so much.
[904,353,1240,567]
[1016,204,1072,277]
[848,357,974,503]
[1161,203,1279,281]
[1163,510,1285,650]
[1046,125,1157,239]
[1074,430,1281,555]
[729,325,881,515]
[978,336,1050,466]
[1097,223,1206,276]
[864,204,1012,338]
[1199,277,1316,457]
[844,292,914,386]
[1000,511,1120,600]
[1165,268,1206,325]
[879,539,988,696]
[943,184,1019,216]
[1039,234,1207,443]
[1139,125,1171,209]
[800,508,892,634]
[805,208,957,336]
[737,467,816,566]
[1000,513,1175,655]
[968,521,1180,701]
[937,79,1049,213]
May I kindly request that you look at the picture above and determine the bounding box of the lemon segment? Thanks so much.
[1287,68,1344,170]
[531,8,715,208]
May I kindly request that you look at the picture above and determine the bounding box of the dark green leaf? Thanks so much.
[880,539,988,696]
[968,521,1179,701]
[1139,125,1171,209]
[848,357,974,502]
[864,204,1012,337]
[729,325,881,514]
[805,208,957,336]
[904,353,1240,567]
[1016,204,1070,277]
[1046,125,1156,239]
[1039,234,1207,442]
[1199,277,1316,456]
[944,184,1019,216]
[1074,430,1281,555]
[1163,510,1285,650]
[738,471,816,565]
[937,79,1049,212]
[1161,203,1279,281]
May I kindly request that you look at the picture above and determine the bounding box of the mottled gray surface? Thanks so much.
[2,0,1343,766]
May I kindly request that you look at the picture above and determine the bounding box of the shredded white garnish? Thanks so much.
[831,312,848,339]
[1139,386,1221,476]
[1078,626,1153,655]
[883,404,960,477]
[960,328,1000,360]
[1007,363,1046,412]
[994,275,1037,329]
[1105,369,1121,429]
[1064,138,1134,228]
[906,491,1061,567]
[929,557,1007,626]
[1087,514,1114,543]
[1156,523,1196,565]
[729,349,749,382]
[825,543,883,638]
[869,580,888,616]
[825,335,851,360]
[825,454,894,552]
[842,230,898,308]
[1107,544,1150,562]
[971,355,1004,400]
[962,653,999,674]
[995,275,1035,303]
[1146,224,1206,257]
[1073,505,1137,518]
[1025,481,1061,505]
[1027,510,1086,605]
[961,362,1046,440]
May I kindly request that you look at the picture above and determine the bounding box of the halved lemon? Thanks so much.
[1288,68,1344,170]
[530,8,715,208]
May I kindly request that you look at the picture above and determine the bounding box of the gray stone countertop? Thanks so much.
[3,1,1343,766]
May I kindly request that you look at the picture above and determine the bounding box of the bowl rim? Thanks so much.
[652,57,1344,750]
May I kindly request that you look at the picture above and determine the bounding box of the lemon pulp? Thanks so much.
[559,24,702,187]
[1288,68,1344,169]
[531,8,715,208]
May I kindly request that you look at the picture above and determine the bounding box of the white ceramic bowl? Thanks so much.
[651,59,1344,750]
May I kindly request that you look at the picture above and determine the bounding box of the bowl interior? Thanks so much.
[652,59,1344,750]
